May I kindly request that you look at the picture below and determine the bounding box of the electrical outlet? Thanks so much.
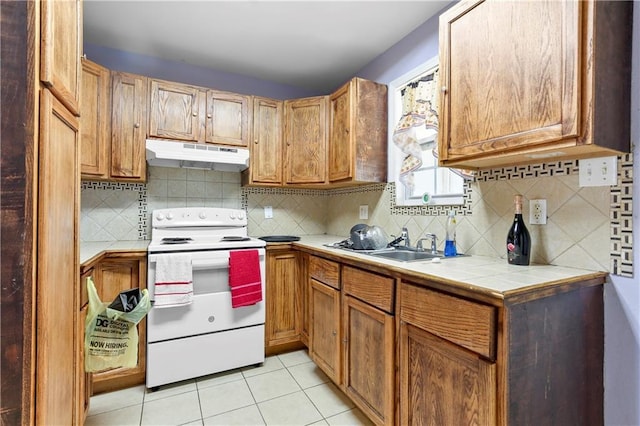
[359,205,369,220]
[579,156,617,187]
[529,199,547,225]
[264,206,273,219]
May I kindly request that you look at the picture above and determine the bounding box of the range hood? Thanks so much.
[146,139,249,172]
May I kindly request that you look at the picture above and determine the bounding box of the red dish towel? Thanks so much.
[229,250,263,308]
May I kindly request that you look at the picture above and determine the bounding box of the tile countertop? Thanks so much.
[80,240,150,266]
[292,235,608,300]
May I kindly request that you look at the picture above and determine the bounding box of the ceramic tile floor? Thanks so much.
[86,349,374,426]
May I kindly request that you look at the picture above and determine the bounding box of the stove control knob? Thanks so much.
[156,213,165,221]
[237,211,246,220]
[199,211,207,219]
[229,212,237,219]
[166,213,174,220]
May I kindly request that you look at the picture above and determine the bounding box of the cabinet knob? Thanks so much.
[134,123,140,128]
[193,112,198,117]
[254,139,259,144]
[207,114,212,119]
[332,330,337,336]
[441,86,447,93]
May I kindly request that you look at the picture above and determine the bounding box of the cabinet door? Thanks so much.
[40,0,82,115]
[149,80,201,141]
[205,90,250,146]
[309,279,341,384]
[284,97,327,184]
[250,97,283,184]
[36,89,79,426]
[343,296,394,426]
[80,59,110,179]
[91,256,147,394]
[328,81,352,182]
[399,322,496,425]
[438,0,580,163]
[111,72,147,181]
[265,249,300,347]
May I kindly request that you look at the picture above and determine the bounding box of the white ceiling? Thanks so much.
[83,1,448,92]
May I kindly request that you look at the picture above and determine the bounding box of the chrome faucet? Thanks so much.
[400,227,410,247]
[388,227,411,248]
[416,233,438,254]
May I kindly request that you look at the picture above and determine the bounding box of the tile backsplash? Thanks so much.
[80,166,243,241]
[81,156,633,277]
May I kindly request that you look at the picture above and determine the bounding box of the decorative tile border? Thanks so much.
[81,181,148,240]
[389,182,473,216]
[474,154,633,278]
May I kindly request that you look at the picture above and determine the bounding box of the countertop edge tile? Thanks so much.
[292,234,608,297]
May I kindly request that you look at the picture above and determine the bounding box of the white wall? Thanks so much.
[604,4,640,425]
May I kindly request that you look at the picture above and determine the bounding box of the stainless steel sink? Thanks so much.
[368,248,445,262]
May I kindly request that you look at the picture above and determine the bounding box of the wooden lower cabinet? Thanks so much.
[91,254,147,394]
[399,323,495,425]
[342,295,394,426]
[265,247,301,351]
[309,279,341,384]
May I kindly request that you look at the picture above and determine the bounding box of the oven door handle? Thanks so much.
[148,257,229,270]
[191,259,229,270]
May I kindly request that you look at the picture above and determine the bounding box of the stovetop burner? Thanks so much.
[161,237,193,245]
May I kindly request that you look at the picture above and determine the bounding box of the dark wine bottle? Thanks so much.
[506,194,531,265]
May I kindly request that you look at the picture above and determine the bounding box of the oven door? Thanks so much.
[146,248,266,343]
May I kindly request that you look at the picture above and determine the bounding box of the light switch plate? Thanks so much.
[579,156,617,187]
[264,206,273,219]
[359,205,368,220]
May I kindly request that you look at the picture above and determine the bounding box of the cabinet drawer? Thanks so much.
[309,256,340,289]
[400,283,496,359]
[343,266,394,314]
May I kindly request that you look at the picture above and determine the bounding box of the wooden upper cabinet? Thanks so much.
[438,0,632,169]
[246,97,283,185]
[148,79,251,147]
[40,0,82,116]
[284,96,328,184]
[111,72,147,182]
[205,90,251,146]
[329,78,387,184]
[80,59,110,179]
[149,79,201,142]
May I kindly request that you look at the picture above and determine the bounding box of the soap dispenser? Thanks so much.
[444,211,457,257]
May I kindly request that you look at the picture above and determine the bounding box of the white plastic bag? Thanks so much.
[84,277,150,372]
